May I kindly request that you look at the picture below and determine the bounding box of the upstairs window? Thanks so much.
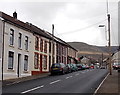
[10,29,14,45]
[49,42,51,53]
[18,33,22,48]
[25,36,28,50]
[53,43,55,55]
[40,39,43,52]
[35,36,39,50]
[44,41,47,53]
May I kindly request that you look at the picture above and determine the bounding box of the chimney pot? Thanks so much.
[13,11,17,19]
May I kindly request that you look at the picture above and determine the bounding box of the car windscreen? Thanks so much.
[52,63,60,68]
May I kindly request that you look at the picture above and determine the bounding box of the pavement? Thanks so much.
[96,69,120,94]
[2,73,50,87]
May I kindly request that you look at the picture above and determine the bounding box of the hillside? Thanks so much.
[68,42,118,53]
[67,42,118,59]
[68,42,103,52]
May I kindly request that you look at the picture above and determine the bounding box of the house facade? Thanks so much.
[0,12,34,80]
[112,50,120,63]
[67,46,78,64]
[32,35,50,75]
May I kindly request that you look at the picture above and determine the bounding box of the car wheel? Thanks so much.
[62,70,65,75]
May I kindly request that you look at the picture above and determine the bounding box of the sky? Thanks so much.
[0,0,119,46]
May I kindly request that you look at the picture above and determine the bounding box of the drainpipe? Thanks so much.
[2,20,5,82]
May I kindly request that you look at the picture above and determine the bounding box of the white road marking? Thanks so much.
[21,85,44,94]
[93,73,109,95]
[65,76,73,79]
[81,71,85,73]
[75,73,79,76]
[66,77,70,79]
[50,80,61,84]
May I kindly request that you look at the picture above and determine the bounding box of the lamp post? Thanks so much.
[99,20,112,75]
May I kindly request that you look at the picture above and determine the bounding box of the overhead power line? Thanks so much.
[58,19,107,35]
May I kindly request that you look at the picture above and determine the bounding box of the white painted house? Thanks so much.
[0,11,34,80]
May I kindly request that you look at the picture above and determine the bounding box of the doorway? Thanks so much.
[17,54,21,77]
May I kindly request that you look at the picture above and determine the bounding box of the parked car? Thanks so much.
[82,64,87,70]
[113,63,120,70]
[50,63,68,75]
[66,64,72,73]
[76,64,83,70]
[100,66,106,69]
[71,64,78,71]
[90,65,94,69]
[85,64,90,69]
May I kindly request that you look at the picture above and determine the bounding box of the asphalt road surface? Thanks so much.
[3,69,108,94]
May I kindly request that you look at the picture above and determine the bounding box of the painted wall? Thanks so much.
[32,35,50,75]
[3,22,34,80]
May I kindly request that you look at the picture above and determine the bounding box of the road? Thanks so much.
[3,69,108,94]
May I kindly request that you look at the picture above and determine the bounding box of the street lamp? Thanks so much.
[99,22,112,75]
[99,25,107,41]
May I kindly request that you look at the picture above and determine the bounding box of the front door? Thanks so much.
[17,54,21,77]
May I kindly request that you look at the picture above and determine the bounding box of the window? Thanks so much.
[18,33,22,48]
[40,39,43,52]
[42,55,47,70]
[34,53,39,69]
[25,36,28,50]
[8,51,14,69]
[56,44,59,55]
[44,41,47,53]
[49,42,51,53]
[53,43,55,55]
[24,55,28,71]
[10,29,14,45]
[49,55,51,67]
[35,36,39,50]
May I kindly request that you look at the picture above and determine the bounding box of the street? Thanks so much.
[3,69,108,94]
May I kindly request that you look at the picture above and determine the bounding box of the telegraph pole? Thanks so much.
[52,24,54,64]
[108,14,112,75]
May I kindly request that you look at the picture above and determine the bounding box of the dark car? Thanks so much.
[76,64,83,70]
[113,63,120,70]
[66,64,72,73]
[71,64,78,72]
[82,64,87,70]
[66,64,78,72]
[50,63,68,75]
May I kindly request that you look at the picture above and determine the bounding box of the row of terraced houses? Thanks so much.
[0,11,78,80]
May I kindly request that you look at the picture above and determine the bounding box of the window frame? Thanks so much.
[8,51,14,69]
[24,55,28,71]
[18,33,22,48]
[34,53,39,69]
[44,41,47,53]
[25,36,28,50]
[35,36,39,50]
[40,39,43,52]
[9,29,14,46]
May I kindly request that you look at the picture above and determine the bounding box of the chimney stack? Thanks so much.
[13,11,17,19]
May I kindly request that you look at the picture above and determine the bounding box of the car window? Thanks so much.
[52,63,60,68]
[60,63,65,67]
